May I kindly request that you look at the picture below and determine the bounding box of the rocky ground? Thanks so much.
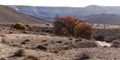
[0,24,119,60]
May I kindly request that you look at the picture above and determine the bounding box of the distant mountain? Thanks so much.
[0,5,47,24]
[7,5,120,24]
[85,13,120,24]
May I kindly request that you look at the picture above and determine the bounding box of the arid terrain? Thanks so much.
[0,5,120,60]
[0,24,119,60]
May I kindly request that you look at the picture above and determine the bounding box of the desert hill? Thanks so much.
[0,5,47,24]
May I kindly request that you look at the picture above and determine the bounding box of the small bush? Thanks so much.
[23,55,38,60]
[74,51,92,60]
[23,31,29,34]
[1,38,10,45]
[56,41,62,44]
[95,35,105,41]
[9,23,15,30]
[26,24,33,29]
[13,49,25,57]
[36,45,47,51]
[46,23,50,26]
[21,39,30,44]
[41,40,47,42]
[21,41,26,44]
[13,22,27,30]
[24,39,30,42]
[111,40,120,48]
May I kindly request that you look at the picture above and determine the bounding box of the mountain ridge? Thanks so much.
[7,5,120,24]
[85,13,120,24]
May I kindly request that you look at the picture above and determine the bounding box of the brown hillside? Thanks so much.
[0,5,47,24]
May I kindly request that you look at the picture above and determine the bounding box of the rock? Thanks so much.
[95,41,112,47]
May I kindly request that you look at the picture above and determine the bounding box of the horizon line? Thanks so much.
[4,4,120,7]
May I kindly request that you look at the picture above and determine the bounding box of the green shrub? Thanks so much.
[13,22,27,30]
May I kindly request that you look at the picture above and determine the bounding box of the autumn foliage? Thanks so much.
[74,22,94,40]
[53,16,77,36]
[53,16,95,40]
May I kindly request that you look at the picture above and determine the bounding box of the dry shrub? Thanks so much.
[95,35,105,41]
[21,39,30,44]
[9,23,15,30]
[36,45,47,51]
[74,51,92,60]
[1,38,11,45]
[46,23,50,26]
[24,39,30,42]
[56,40,63,44]
[26,24,33,29]
[111,40,120,48]
[13,49,25,57]
[23,55,38,60]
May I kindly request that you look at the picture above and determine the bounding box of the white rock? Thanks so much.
[95,41,112,47]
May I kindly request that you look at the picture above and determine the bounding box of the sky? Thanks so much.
[0,0,119,7]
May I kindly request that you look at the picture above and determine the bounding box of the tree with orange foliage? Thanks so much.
[53,15,77,36]
[74,22,94,40]
[53,15,95,40]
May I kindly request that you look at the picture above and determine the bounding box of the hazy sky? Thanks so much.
[0,0,119,7]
